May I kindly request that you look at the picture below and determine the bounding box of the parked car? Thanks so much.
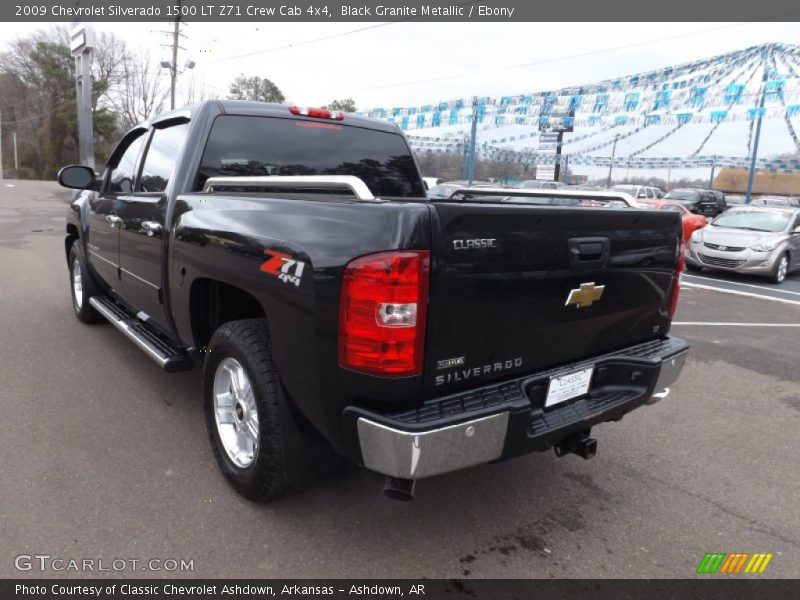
[517,179,566,190]
[427,180,493,199]
[706,189,727,212]
[58,100,688,502]
[663,188,722,216]
[752,195,800,208]
[609,184,663,200]
[638,200,708,243]
[685,206,800,283]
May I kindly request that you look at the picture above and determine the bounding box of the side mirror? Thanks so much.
[58,165,98,190]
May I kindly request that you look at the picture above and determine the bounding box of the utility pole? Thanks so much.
[667,161,672,188]
[467,98,478,185]
[13,130,17,172]
[745,48,770,204]
[606,134,619,188]
[170,2,181,110]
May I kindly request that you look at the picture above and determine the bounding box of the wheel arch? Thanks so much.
[189,278,268,351]
[65,223,80,263]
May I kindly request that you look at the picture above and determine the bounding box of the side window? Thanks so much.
[108,133,147,194]
[138,123,190,193]
[646,188,655,199]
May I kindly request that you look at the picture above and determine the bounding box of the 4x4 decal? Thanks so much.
[261,250,306,287]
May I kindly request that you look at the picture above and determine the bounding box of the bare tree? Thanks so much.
[182,72,219,105]
[114,50,168,130]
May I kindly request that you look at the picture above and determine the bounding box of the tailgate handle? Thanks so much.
[568,237,610,270]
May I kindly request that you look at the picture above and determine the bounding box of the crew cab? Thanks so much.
[59,101,689,501]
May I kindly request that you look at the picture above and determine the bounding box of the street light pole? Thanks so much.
[745,47,770,204]
[70,24,95,169]
[708,155,717,189]
[606,134,619,188]
[467,98,478,185]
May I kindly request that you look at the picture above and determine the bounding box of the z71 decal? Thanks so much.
[261,250,306,287]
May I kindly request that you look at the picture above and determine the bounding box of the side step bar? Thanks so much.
[89,297,193,373]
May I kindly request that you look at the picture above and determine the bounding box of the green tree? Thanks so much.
[0,28,123,178]
[326,98,357,113]
[228,75,285,103]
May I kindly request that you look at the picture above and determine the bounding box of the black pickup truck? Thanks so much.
[60,100,688,501]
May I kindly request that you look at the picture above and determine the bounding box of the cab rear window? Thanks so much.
[195,115,425,197]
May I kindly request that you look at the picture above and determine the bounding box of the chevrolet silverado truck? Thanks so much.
[59,100,689,501]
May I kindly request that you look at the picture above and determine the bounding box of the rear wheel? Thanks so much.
[202,319,292,501]
[772,253,789,284]
[68,240,104,323]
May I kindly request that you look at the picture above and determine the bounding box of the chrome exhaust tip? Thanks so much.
[383,477,416,501]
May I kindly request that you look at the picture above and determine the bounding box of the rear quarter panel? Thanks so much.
[169,194,432,451]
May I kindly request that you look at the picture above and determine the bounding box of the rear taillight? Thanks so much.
[289,105,345,120]
[339,251,430,376]
[668,240,685,318]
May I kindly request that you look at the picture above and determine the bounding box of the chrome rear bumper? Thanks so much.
[357,413,509,479]
[354,338,689,479]
[645,349,689,405]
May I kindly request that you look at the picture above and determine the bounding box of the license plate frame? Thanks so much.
[545,366,594,408]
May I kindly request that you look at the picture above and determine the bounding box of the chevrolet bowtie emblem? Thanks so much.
[565,282,605,309]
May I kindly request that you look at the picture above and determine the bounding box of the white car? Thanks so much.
[609,184,663,200]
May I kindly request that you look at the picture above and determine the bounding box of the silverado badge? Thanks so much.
[565,282,605,309]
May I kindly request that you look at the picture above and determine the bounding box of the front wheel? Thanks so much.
[68,240,104,323]
[772,253,789,284]
[202,319,292,501]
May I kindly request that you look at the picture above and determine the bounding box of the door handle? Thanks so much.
[568,237,610,270]
[141,221,162,237]
[106,215,122,227]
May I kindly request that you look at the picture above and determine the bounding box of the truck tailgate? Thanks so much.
[424,202,682,394]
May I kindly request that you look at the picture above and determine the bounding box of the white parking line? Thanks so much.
[680,281,800,307]
[672,322,800,327]
[683,274,800,297]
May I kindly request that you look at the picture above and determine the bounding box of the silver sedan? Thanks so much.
[685,207,800,283]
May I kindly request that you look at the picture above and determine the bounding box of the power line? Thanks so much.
[358,20,799,91]
[205,0,483,64]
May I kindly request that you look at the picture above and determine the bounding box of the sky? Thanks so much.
[1,20,799,180]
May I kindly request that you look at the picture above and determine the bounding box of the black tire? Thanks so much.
[771,253,789,284]
[68,239,104,324]
[685,262,702,272]
[202,319,292,501]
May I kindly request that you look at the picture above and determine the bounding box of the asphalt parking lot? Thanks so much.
[1,180,798,579]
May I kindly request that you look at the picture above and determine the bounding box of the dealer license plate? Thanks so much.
[545,366,594,408]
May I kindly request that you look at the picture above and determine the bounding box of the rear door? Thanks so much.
[118,120,190,330]
[423,199,681,394]
[87,129,148,290]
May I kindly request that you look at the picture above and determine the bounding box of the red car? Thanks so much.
[639,200,707,243]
